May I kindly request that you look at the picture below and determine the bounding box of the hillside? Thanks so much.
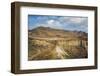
[28,26,88,60]
[28,26,87,38]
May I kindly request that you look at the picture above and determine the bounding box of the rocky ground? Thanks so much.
[28,27,88,60]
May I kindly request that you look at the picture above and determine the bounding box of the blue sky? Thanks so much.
[28,15,88,33]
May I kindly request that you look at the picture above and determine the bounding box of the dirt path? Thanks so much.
[55,46,70,59]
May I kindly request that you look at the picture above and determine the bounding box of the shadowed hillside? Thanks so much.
[28,27,88,60]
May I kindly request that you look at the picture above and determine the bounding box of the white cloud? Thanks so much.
[35,19,64,30]
[47,20,55,25]
[69,18,86,24]
[58,17,69,23]
[58,16,87,24]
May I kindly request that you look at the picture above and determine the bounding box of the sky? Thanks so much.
[28,15,88,33]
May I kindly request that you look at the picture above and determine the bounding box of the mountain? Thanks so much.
[28,26,87,38]
[28,26,88,60]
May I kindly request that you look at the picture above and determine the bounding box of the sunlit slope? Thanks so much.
[28,27,88,60]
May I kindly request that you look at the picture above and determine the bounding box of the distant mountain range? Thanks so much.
[28,26,87,38]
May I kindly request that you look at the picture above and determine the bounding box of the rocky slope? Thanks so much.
[28,27,88,60]
[29,26,87,38]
